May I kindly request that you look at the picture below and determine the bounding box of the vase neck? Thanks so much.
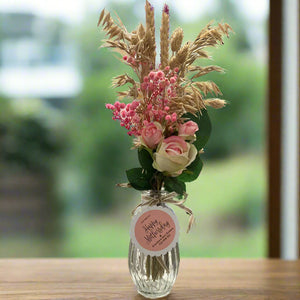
[141,190,168,204]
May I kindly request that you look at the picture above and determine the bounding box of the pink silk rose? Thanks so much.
[141,122,163,149]
[178,121,198,140]
[153,136,197,176]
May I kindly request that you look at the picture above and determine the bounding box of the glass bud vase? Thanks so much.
[128,191,180,299]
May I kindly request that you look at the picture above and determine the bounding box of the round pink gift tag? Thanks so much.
[130,206,179,256]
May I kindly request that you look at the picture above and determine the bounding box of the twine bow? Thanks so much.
[132,191,195,233]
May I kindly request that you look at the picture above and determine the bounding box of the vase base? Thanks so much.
[137,289,171,299]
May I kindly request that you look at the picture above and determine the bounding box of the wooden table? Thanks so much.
[0,259,299,299]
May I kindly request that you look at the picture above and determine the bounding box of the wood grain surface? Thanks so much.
[0,259,299,299]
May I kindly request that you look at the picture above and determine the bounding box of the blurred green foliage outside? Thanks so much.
[0,97,64,172]
[0,0,267,258]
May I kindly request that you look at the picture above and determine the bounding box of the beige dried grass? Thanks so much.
[170,27,184,53]
[98,1,233,114]
[145,0,156,66]
[160,8,169,69]
[169,42,190,73]
[204,99,227,109]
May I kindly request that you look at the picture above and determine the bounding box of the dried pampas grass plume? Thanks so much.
[205,99,227,109]
[170,27,184,53]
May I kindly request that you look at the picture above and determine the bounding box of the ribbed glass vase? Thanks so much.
[128,191,180,299]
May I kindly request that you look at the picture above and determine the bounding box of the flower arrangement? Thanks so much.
[99,1,232,198]
[98,1,233,297]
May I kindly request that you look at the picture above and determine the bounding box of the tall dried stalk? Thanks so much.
[160,5,170,69]
[145,0,156,68]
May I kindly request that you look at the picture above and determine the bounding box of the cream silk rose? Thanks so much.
[178,121,198,140]
[141,122,163,149]
[153,136,197,176]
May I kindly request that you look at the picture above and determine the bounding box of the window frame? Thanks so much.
[268,0,283,258]
[268,0,300,258]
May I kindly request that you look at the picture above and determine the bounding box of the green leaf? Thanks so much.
[183,109,212,150]
[164,177,186,196]
[138,148,154,170]
[126,168,152,191]
[177,155,203,182]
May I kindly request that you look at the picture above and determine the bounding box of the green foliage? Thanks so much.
[138,148,154,170]
[164,177,186,196]
[178,155,203,182]
[126,168,153,190]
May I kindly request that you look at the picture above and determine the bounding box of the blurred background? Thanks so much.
[0,0,268,257]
